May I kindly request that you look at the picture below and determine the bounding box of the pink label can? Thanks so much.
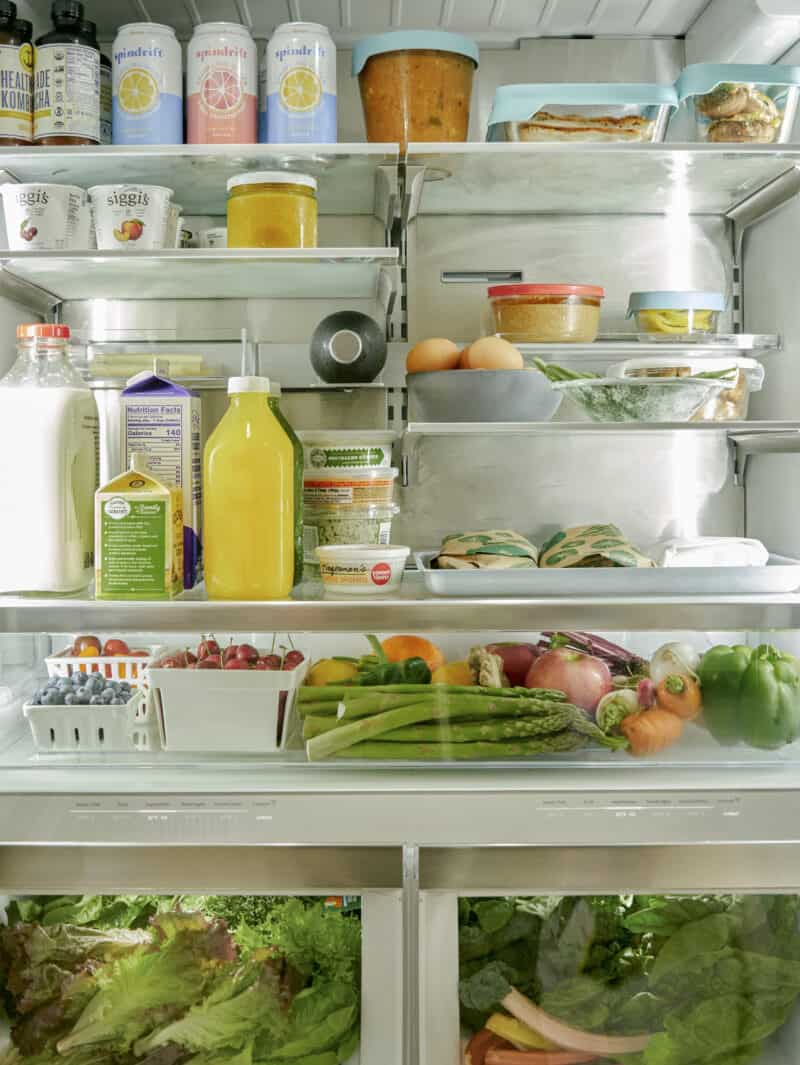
[187,21,257,144]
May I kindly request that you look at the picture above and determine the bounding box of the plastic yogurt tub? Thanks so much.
[316,544,410,595]
[303,466,399,507]
[88,184,173,249]
[200,226,228,248]
[1,183,86,250]
[298,430,395,469]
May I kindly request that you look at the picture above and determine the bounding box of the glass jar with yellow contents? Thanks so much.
[226,171,318,248]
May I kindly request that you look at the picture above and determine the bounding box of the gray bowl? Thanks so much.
[407,370,562,422]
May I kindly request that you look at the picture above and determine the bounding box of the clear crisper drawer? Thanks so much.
[422,885,800,1065]
[0,888,398,1065]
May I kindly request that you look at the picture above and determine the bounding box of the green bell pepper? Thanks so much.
[698,643,800,749]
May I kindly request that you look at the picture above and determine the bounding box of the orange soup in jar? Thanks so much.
[226,171,317,248]
[353,30,479,148]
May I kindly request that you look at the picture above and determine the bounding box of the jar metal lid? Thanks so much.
[227,171,317,192]
[488,283,605,299]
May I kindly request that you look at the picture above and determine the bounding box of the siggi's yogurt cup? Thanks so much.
[88,184,173,249]
[165,201,182,248]
[1,183,85,250]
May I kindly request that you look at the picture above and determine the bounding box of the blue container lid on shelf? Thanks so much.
[627,291,726,317]
[487,82,678,134]
[352,30,479,75]
[677,63,800,101]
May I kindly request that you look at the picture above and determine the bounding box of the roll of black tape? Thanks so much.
[310,310,387,383]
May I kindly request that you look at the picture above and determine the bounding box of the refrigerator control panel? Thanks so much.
[2,789,799,845]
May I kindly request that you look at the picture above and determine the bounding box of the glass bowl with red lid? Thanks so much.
[487,283,605,343]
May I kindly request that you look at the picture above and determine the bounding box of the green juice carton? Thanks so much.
[95,453,183,600]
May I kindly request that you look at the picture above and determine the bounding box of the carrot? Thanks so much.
[381,634,445,673]
[621,706,684,756]
[656,673,702,720]
[486,1053,598,1065]
[465,1030,514,1065]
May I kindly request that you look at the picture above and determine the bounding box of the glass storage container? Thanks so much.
[677,63,800,143]
[226,171,317,248]
[627,290,725,336]
[487,82,677,142]
[352,29,479,148]
[488,283,605,343]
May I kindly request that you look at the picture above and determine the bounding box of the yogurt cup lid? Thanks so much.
[298,430,396,444]
[315,544,410,560]
[352,30,479,75]
[489,283,605,299]
[88,184,174,196]
[303,466,399,481]
[627,290,725,315]
[227,171,317,192]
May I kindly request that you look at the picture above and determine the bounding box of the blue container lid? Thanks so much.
[627,291,726,317]
[352,30,479,75]
[487,82,677,130]
[677,63,800,102]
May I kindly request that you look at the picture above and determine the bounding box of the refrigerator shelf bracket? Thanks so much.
[729,427,800,487]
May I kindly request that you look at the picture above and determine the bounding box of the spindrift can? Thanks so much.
[260,21,336,143]
[112,23,182,145]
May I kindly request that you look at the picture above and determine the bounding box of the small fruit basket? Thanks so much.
[24,674,156,753]
[46,635,157,686]
[148,638,308,753]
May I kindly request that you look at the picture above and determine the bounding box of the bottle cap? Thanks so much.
[51,1,83,24]
[228,375,270,394]
[0,2,17,22]
[17,323,70,339]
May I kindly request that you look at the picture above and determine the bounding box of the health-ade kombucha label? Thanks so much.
[34,42,100,142]
[0,42,32,140]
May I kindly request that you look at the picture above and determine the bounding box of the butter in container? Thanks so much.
[627,291,725,336]
[677,64,800,144]
[432,530,539,570]
[316,544,410,595]
[487,83,677,142]
[298,430,396,470]
[539,524,655,569]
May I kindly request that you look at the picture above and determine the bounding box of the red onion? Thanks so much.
[525,647,613,713]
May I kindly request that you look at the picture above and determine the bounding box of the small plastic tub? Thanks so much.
[303,466,399,507]
[200,226,227,248]
[608,354,764,421]
[677,64,800,144]
[227,171,317,248]
[298,430,396,469]
[88,184,173,249]
[1,183,86,250]
[487,83,677,142]
[316,544,410,595]
[304,502,399,559]
[488,283,605,343]
[627,291,725,336]
[353,30,479,148]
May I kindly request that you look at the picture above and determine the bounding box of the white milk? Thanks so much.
[0,386,98,593]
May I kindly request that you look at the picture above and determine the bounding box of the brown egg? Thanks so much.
[406,337,460,374]
[461,336,524,371]
[457,346,471,369]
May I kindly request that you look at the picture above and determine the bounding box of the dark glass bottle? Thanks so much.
[34,0,100,145]
[79,20,111,144]
[0,2,33,145]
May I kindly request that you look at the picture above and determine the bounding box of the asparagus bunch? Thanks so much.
[300,684,626,762]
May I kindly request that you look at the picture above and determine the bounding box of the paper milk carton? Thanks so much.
[121,370,202,589]
[95,454,183,600]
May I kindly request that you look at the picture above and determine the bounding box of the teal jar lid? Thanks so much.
[627,291,726,317]
[352,30,479,75]
[677,63,800,101]
[488,82,677,129]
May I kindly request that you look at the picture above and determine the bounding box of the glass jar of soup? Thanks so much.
[226,171,317,248]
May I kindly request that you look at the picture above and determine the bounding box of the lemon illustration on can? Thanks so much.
[279,67,321,112]
[119,68,159,114]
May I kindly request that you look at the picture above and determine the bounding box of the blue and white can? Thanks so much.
[260,21,336,143]
[112,23,183,145]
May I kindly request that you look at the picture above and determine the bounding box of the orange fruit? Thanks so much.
[381,635,445,674]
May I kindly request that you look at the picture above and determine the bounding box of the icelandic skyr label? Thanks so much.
[0,43,32,140]
[34,42,100,141]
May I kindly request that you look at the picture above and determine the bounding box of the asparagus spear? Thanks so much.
[307,700,444,760]
[303,715,342,740]
[369,711,573,743]
[296,701,340,717]
[339,690,575,722]
[298,686,349,704]
[331,732,594,760]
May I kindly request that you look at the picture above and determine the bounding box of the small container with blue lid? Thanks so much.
[677,64,800,143]
[487,83,677,142]
[627,291,726,337]
[353,30,479,148]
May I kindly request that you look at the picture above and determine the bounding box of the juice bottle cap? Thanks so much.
[17,323,70,339]
[228,375,270,394]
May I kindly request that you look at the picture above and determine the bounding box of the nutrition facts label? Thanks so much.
[124,403,184,487]
[34,43,100,142]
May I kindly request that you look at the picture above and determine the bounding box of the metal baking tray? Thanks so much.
[414,552,800,597]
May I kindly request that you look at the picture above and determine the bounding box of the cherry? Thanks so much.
[197,636,220,660]
[236,643,259,663]
[261,654,282,670]
[283,650,305,670]
[224,658,251,670]
[197,654,221,669]
[222,643,239,664]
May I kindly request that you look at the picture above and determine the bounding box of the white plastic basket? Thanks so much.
[46,644,159,686]
[23,690,158,753]
[149,658,308,753]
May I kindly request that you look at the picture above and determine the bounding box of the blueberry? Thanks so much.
[107,681,120,693]
[110,698,125,706]
[89,695,104,705]
[101,688,115,703]
[57,679,71,692]
[64,693,78,705]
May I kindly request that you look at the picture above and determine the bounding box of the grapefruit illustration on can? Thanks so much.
[187,22,257,144]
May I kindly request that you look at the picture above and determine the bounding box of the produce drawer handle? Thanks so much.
[440,270,522,284]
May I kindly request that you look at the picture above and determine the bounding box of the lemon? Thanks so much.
[119,68,159,115]
[306,659,358,687]
[279,67,321,112]
[432,661,474,686]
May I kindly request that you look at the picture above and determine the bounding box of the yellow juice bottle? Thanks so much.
[203,376,294,600]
